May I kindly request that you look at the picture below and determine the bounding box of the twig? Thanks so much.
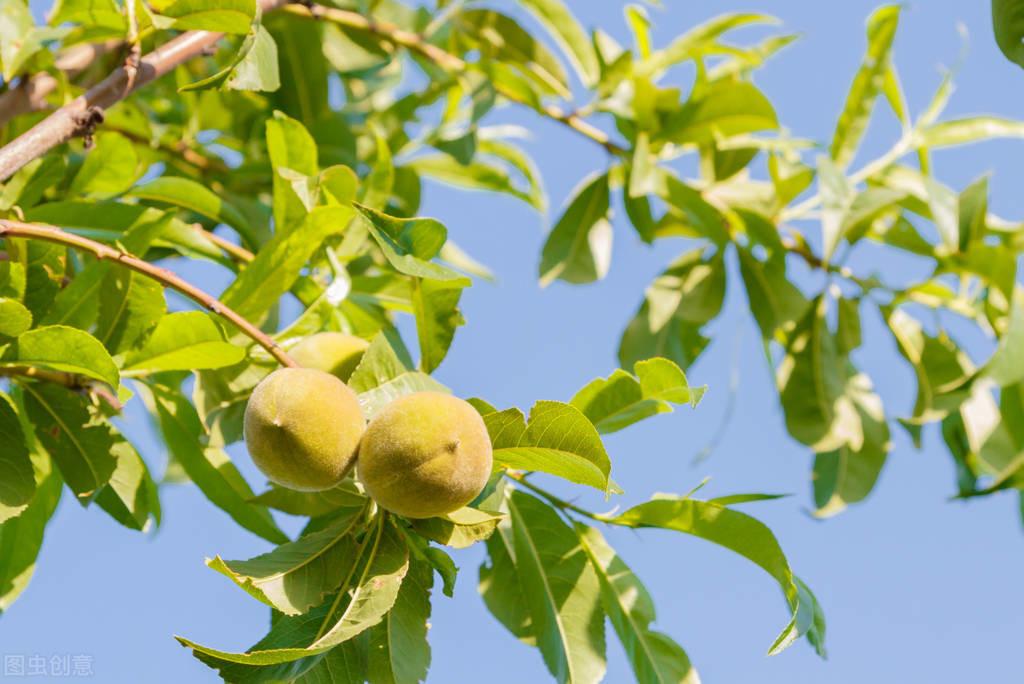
[0,366,123,412]
[0,220,296,367]
[195,224,255,263]
[285,3,627,156]
[0,0,290,181]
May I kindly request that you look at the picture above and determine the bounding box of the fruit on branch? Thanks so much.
[357,392,493,519]
[289,332,369,382]
[244,367,365,491]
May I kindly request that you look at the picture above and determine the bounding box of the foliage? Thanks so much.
[0,0,1021,681]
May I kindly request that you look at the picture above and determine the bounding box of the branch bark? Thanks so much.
[0,40,121,126]
[0,0,290,181]
[0,219,296,368]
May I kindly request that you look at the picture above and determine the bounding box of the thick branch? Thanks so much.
[287,4,627,156]
[0,0,290,181]
[0,220,296,367]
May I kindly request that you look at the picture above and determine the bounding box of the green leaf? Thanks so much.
[95,270,166,356]
[519,0,599,86]
[993,0,1024,68]
[618,248,725,370]
[7,325,119,389]
[539,172,612,286]
[357,371,450,420]
[410,507,505,549]
[501,488,606,684]
[209,506,366,615]
[221,206,354,322]
[571,358,705,434]
[829,5,901,169]
[917,117,1024,148]
[412,277,467,374]
[49,0,124,30]
[226,25,281,92]
[149,0,255,34]
[367,557,433,684]
[489,402,614,493]
[0,439,62,613]
[178,518,409,666]
[21,383,116,502]
[140,382,287,544]
[457,9,570,98]
[642,12,778,75]
[607,497,826,657]
[737,247,808,341]
[355,204,467,283]
[0,298,31,338]
[576,524,698,684]
[982,289,1024,387]
[123,311,244,373]
[661,81,778,146]
[127,176,254,244]
[409,155,542,210]
[95,432,160,531]
[69,132,142,199]
[266,111,320,235]
[0,393,34,516]
[250,481,366,518]
[479,488,534,643]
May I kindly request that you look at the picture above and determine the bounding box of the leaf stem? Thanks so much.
[285,3,628,156]
[313,512,383,642]
[0,220,296,367]
[504,471,609,523]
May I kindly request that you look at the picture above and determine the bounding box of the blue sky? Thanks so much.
[3,1,1023,682]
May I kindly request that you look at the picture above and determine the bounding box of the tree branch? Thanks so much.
[286,3,627,156]
[0,219,296,368]
[0,0,291,182]
[0,366,123,412]
[0,40,121,126]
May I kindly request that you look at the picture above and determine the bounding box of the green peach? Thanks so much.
[357,392,493,519]
[244,367,365,491]
[289,332,369,382]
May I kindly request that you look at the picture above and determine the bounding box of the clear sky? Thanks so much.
[3,1,1023,682]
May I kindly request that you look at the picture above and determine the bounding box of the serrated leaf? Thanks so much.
[502,488,606,684]
[7,325,119,389]
[409,155,542,210]
[21,383,116,501]
[412,276,467,374]
[367,557,432,684]
[0,438,62,613]
[576,524,698,684]
[571,358,704,434]
[209,506,366,615]
[69,132,142,199]
[489,402,614,493]
[266,111,320,234]
[149,0,255,34]
[410,507,505,549]
[607,497,826,657]
[95,270,166,356]
[250,481,366,518]
[94,432,160,531]
[0,393,34,516]
[178,518,409,667]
